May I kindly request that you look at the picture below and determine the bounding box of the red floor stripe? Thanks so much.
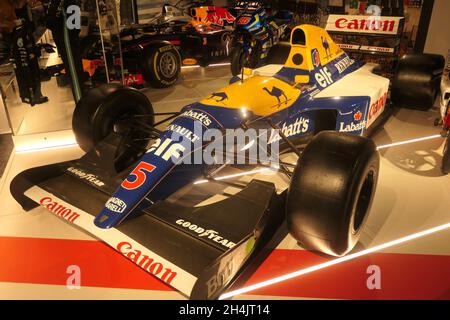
[1,236,449,299]
[244,249,450,300]
[0,236,173,292]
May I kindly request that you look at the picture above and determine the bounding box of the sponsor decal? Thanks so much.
[205,6,236,26]
[117,241,177,284]
[339,121,366,132]
[208,92,228,103]
[368,92,388,124]
[105,197,127,214]
[205,236,255,298]
[167,124,200,143]
[315,67,334,88]
[158,45,175,53]
[146,138,186,162]
[337,43,360,50]
[263,86,288,106]
[269,117,310,143]
[180,110,212,127]
[354,111,363,122]
[67,167,105,187]
[311,49,320,67]
[124,74,144,86]
[175,219,236,249]
[238,16,251,25]
[206,260,234,298]
[39,197,80,223]
[334,56,355,74]
[326,15,403,35]
[360,45,395,53]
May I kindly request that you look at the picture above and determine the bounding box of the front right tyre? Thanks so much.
[72,84,154,172]
[286,131,379,256]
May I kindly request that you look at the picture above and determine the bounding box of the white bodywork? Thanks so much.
[248,62,390,130]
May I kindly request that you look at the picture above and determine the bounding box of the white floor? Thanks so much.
[0,66,449,299]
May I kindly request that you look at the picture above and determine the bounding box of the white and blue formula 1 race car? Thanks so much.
[11,25,443,299]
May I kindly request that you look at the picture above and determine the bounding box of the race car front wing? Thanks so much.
[10,135,285,299]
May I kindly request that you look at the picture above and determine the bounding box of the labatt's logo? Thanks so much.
[181,110,212,127]
[40,197,80,223]
[269,117,310,143]
[340,121,366,132]
[339,111,365,132]
[117,242,177,284]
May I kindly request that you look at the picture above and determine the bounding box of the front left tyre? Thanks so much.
[72,84,154,171]
[286,131,379,256]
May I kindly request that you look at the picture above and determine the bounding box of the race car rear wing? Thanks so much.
[325,14,405,78]
[325,14,404,56]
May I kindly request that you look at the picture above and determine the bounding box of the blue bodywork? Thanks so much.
[95,52,374,229]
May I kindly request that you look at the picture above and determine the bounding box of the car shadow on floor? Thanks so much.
[382,137,445,178]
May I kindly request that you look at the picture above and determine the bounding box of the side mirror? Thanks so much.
[295,75,310,85]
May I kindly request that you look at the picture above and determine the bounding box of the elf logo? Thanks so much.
[146,138,186,162]
[315,67,334,88]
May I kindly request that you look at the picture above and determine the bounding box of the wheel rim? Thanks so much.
[353,170,375,234]
[112,113,153,172]
[159,52,177,78]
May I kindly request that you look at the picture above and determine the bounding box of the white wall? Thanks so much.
[424,0,450,57]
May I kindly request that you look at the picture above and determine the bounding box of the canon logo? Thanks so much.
[335,18,396,33]
[40,197,80,223]
[117,242,177,284]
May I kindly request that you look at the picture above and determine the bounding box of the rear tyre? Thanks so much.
[230,44,245,76]
[442,136,450,175]
[73,84,154,170]
[286,131,379,256]
[391,53,445,110]
[141,43,181,88]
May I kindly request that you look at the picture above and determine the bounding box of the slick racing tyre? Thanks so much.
[230,44,245,76]
[230,43,260,76]
[141,43,181,88]
[442,136,450,175]
[73,84,154,171]
[391,53,445,111]
[286,131,379,257]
